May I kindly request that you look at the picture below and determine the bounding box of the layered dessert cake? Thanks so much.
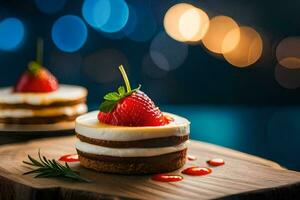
[75,65,190,174]
[0,61,87,125]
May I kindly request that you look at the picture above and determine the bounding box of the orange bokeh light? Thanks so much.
[276,37,300,69]
[164,3,209,42]
[223,26,263,68]
[203,16,240,54]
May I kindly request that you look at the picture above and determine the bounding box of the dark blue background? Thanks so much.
[0,0,299,170]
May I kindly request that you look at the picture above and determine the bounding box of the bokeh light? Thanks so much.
[203,16,240,54]
[142,53,168,79]
[164,3,193,42]
[125,4,157,42]
[100,0,129,33]
[98,4,144,41]
[276,37,300,69]
[275,63,300,89]
[35,0,66,14]
[82,0,111,29]
[0,18,25,51]
[223,26,263,68]
[150,32,188,71]
[83,49,128,83]
[178,6,209,42]
[82,0,129,33]
[121,5,137,35]
[164,3,209,42]
[51,15,87,53]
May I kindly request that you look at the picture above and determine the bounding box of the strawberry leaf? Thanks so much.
[99,84,142,113]
[99,100,118,113]
[118,86,125,96]
[104,92,120,101]
[99,66,142,113]
[28,61,41,75]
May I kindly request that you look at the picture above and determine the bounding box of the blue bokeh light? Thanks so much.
[82,0,111,28]
[121,5,137,36]
[150,32,188,71]
[125,3,157,42]
[99,0,129,33]
[0,18,25,51]
[99,5,137,40]
[82,0,129,33]
[51,15,87,53]
[35,0,66,14]
[100,4,136,40]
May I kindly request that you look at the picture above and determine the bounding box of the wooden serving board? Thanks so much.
[0,136,299,200]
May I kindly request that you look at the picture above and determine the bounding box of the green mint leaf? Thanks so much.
[99,100,118,112]
[118,86,126,96]
[104,92,120,101]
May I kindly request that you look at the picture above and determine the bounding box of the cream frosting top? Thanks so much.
[0,85,87,106]
[75,111,190,141]
[0,104,87,118]
[75,140,188,157]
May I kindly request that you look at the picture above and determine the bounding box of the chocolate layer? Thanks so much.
[0,114,80,124]
[0,97,86,109]
[76,133,189,148]
[77,149,187,174]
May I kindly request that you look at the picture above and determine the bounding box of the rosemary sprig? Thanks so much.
[22,150,90,182]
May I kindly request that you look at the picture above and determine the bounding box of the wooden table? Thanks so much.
[0,135,299,200]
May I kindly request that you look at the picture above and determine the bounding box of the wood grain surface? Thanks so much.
[0,136,299,200]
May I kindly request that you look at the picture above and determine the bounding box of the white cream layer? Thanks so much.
[0,104,87,118]
[75,111,190,141]
[75,140,188,157]
[0,85,87,106]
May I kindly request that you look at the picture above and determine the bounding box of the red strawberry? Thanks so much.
[14,61,58,93]
[98,65,171,127]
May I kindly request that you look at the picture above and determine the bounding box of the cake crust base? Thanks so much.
[77,149,187,174]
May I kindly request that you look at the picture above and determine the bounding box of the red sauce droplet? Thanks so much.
[207,158,225,166]
[182,166,212,176]
[59,154,79,162]
[151,174,183,182]
[187,155,197,161]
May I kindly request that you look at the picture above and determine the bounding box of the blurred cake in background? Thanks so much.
[0,39,87,128]
[0,84,87,125]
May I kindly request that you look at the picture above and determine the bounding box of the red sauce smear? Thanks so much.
[182,166,212,176]
[151,174,183,182]
[207,158,225,166]
[187,155,197,161]
[59,154,79,162]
